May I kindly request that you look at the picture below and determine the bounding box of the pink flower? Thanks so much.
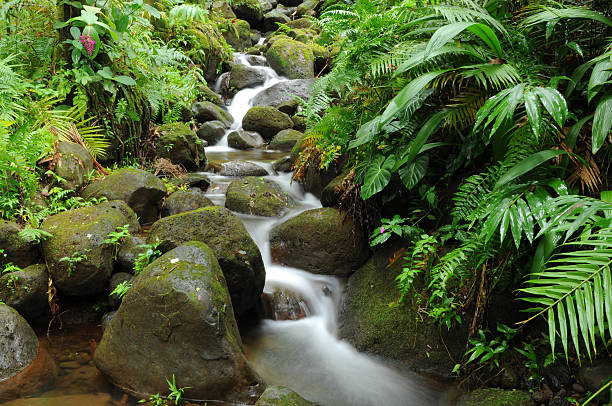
[79,33,96,57]
[380,227,385,234]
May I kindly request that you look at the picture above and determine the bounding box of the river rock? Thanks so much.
[182,27,229,82]
[226,177,294,216]
[252,79,315,108]
[255,386,317,405]
[278,0,301,6]
[296,0,319,17]
[213,0,236,19]
[94,242,264,403]
[116,235,145,274]
[338,243,468,377]
[456,388,534,406]
[243,106,293,140]
[148,207,265,316]
[320,171,346,207]
[192,101,233,127]
[222,19,251,50]
[266,38,314,79]
[169,172,211,191]
[53,141,93,190]
[231,0,265,25]
[108,272,132,308]
[291,136,347,197]
[155,123,206,171]
[277,99,299,116]
[41,201,140,296]
[269,207,367,275]
[272,156,292,172]
[81,168,167,224]
[162,189,214,217]
[0,304,57,401]
[287,18,320,31]
[0,264,49,321]
[578,359,612,393]
[196,120,226,145]
[211,160,268,176]
[269,129,302,151]
[230,64,266,91]
[0,221,39,268]
[263,10,291,32]
[246,54,268,66]
[262,290,309,320]
[228,130,266,150]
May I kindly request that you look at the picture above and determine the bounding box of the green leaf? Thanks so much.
[398,154,428,190]
[349,116,381,149]
[360,155,396,200]
[495,150,569,189]
[566,41,583,58]
[592,94,612,154]
[112,75,137,86]
[524,90,541,138]
[588,60,612,103]
[533,87,568,128]
[142,4,161,18]
[425,22,503,59]
[393,111,446,171]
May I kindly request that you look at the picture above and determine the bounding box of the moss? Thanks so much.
[156,123,206,170]
[266,38,314,79]
[309,43,328,60]
[456,388,534,406]
[184,24,231,81]
[225,177,294,216]
[242,106,293,140]
[222,19,251,50]
[255,386,317,406]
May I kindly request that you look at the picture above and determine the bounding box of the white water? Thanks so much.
[203,53,444,406]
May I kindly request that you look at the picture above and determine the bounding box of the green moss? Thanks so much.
[255,386,317,406]
[266,38,314,79]
[242,106,293,140]
[225,177,294,216]
[456,388,534,406]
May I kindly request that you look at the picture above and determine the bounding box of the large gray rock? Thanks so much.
[148,207,265,316]
[269,129,302,151]
[0,264,48,320]
[255,386,317,405]
[162,189,214,217]
[263,9,291,32]
[230,64,266,91]
[225,177,294,217]
[456,389,534,406]
[266,38,314,79]
[191,101,233,127]
[116,235,146,274]
[155,123,207,171]
[53,141,93,190]
[269,207,368,275]
[296,0,319,17]
[81,168,167,224]
[222,19,251,51]
[252,79,315,108]
[0,221,39,268]
[210,160,268,176]
[231,0,264,26]
[228,130,265,150]
[41,201,140,296]
[242,106,293,141]
[212,0,236,18]
[94,243,264,403]
[196,120,226,145]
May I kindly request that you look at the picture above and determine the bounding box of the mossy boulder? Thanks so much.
[296,0,319,17]
[226,177,294,217]
[252,79,315,108]
[278,0,301,6]
[0,264,49,321]
[41,201,140,296]
[147,207,265,316]
[169,172,211,191]
[255,386,317,405]
[222,19,252,50]
[230,63,266,91]
[116,235,146,274]
[266,38,314,79]
[242,106,293,141]
[263,9,290,32]
[198,84,224,106]
[213,0,236,19]
[0,221,39,269]
[155,123,206,171]
[287,18,319,31]
[192,101,233,127]
[228,130,265,150]
[269,207,368,275]
[231,0,264,25]
[338,243,468,377]
[289,28,317,44]
[53,141,93,190]
[209,160,268,176]
[197,120,226,145]
[277,99,299,116]
[269,129,302,151]
[94,242,264,403]
[456,389,534,406]
[81,168,167,224]
[162,189,214,217]
[320,171,346,207]
[183,27,230,82]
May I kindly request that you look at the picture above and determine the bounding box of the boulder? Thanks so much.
[269,129,302,151]
[277,99,299,116]
[0,264,49,320]
[212,0,236,19]
[148,207,265,316]
[269,207,367,275]
[242,106,293,141]
[192,101,233,127]
[231,0,264,25]
[94,242,264,403]
[2,394,116,406]
[456,389,534,406]
[275,4,297,16]
[108,272,132,309]
[255,386,317,405]
[252,79,315,108]
[53,141,93,190]
[292,114,306,132]
[320,171,346,207]
[230,64,266,91]
[296,0,319,17]
[266,38,314,79]
[196,120,226,145]
[41,201,140,296]
[198,84,224,106]
[226,177,294,216]
[262,290,309,320]
[162,189,214,217]
[287,18,320,31]
[579,359,612,393]
[116,235,146,273]
[210,160,268,176]
[272,156,292,172]
[278,0,301,6]
[0,221,39,268]
[169,172,211,191]
[250,30,262,46]
[183,27,230,82]
[263,10,291,32]
[246,55,268,66]
[228,130,265,150]
[81,168,167,224]
[0,304,57,401]
[291,136,347,197]
[338,243,468,377]
[155,123,206,171]
[222,19,251,50]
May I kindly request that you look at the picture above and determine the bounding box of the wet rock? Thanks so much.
[226,176,294,217]
[212,0,236,19]
[456,389,534,406]
[277,99,299,116]
[162,189,214,216]
[147,207,265,316]
[255,386,317,405]
[116,235,145,273]
[0,304,57,401]
[2,394,116,406]
[250,29,262,46]
[95,242,264,403]
[270,207,368,275]
[263,9,291,32]
[81,168,167,224]
[246,54,268,66]
[231,0,265,25]
[0,264,49,320]
[169,172,211,191]
[211,159,269,176]
[272,156,292,172]
[198,84,224,106]
[155,123,206,171]
[230,63,267,91]
[287,18,319,31]
[252,79,315,108]
[543,363,572,392]
[192,101,233,127]
[243,106,293,141]
[262,290,309,320]
[196,120,226,145]
[269,129,302,151]
[296,0,319,17]
[338,243,468,376]
[101,311,116,333]
[0,221,40,268]
[266,38,314,79]
[53,141,93,190]
[41,201,140,296]
[228,130,265,150]
[320,171,348,207]
[578,359,612,393]
[182,27,229,82]
[108,272,132,308]
[222,19,251,50]
[278,0,301,6]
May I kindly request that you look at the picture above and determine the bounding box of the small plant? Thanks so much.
[110,280,132,299]
[1,263,22,290]
[464,323,517,369]
[102,224,130,259]
[133,242,162,275]
[138,374,190,406]
[59,249,90,277]
[369,215,422,247]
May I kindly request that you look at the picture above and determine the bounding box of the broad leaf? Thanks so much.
[398,154,429,190]
[495,150,569,189]
[533,87,568,128]
[361,155,397,200]
[592,94,612,154]
[523,90,541,138]
[425,22,503,59]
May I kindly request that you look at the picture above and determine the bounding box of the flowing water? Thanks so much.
[202,53,447,406]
